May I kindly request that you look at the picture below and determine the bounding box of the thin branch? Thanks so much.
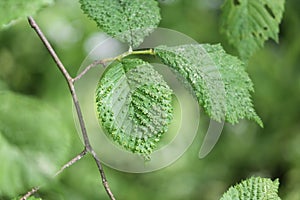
[20,187,39,200]
[20,149,88,200]
[74,59,106,82]
[27,17,72,83]
[28,16,89,148]
[27,16,115,200]
[73,48,155,82]
[55,148,88,176]
[91,150,116,199]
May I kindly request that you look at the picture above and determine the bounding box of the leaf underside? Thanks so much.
[0,0,53,29]
[155,44,262,126]
[220,177,281,200]
[79,0,161,48]
[221,0,285,60]
[95,58,173,159]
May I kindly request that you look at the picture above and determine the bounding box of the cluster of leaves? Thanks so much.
[78,0,275,158]
[0,0,286,199]
[0,0,284,164]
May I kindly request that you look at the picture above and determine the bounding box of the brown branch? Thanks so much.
[55,148,88,177]
[20,149,87,200]
[27,16,115,200]
[73,48,154,82]
[20,187,39,200]
[74,59,106,82]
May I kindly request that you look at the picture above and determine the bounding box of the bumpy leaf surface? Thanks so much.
[155,44,262,126]
[0,0,53,29]
[95,58,173,159]
[79,0,161,48]
[0,91,71,197]
[220,177,281,200]
[221,0,285,60]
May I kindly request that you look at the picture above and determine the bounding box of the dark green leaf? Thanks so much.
[95,58,173,159]
[0,91,71,197]
[0,0,53,29]
[221,0,285,60]
[220,177,281,200]
[79,0,161,48]
[155,44,262,126]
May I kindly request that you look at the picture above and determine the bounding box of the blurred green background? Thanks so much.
[0,0,300,199]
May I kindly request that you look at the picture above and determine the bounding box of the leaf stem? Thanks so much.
[74,48,155,82]
[27,16,116,200]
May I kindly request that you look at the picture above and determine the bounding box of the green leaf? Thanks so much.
[155,44,262,126]
[0,91,71,197]
[221,0,285,60]
[79,0,161,48]
[95,58,173,159]
[0,0,53,29]
[220,177,281,200]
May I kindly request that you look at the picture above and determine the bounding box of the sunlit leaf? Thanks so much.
[79,0,161,48]
[155,44,262,126]
[221,0,285,60]
[220,177,281,200]
[0,91,71,197]
[95,58,173,159]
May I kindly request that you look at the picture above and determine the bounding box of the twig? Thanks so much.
[90,149,116,198]
[73,59,106,82]
[19,149,88,200]
[20,187,39,200]
[55,148,88,176]
[73,48,155,82]
[27,16,116,200]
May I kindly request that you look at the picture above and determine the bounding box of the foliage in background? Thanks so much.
[221,0,285,60]
[0,91,71,197]
[0,0,53,29]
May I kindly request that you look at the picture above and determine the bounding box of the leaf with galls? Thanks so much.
[95,58,173,159]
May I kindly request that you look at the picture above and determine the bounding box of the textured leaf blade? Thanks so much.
[220,177,281,200]
[155,44,262,126]
[221,0,285,60]
[0,91,71,197]
[95,58,173,159]
[0,0,53,29]
[79,0,161,48]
